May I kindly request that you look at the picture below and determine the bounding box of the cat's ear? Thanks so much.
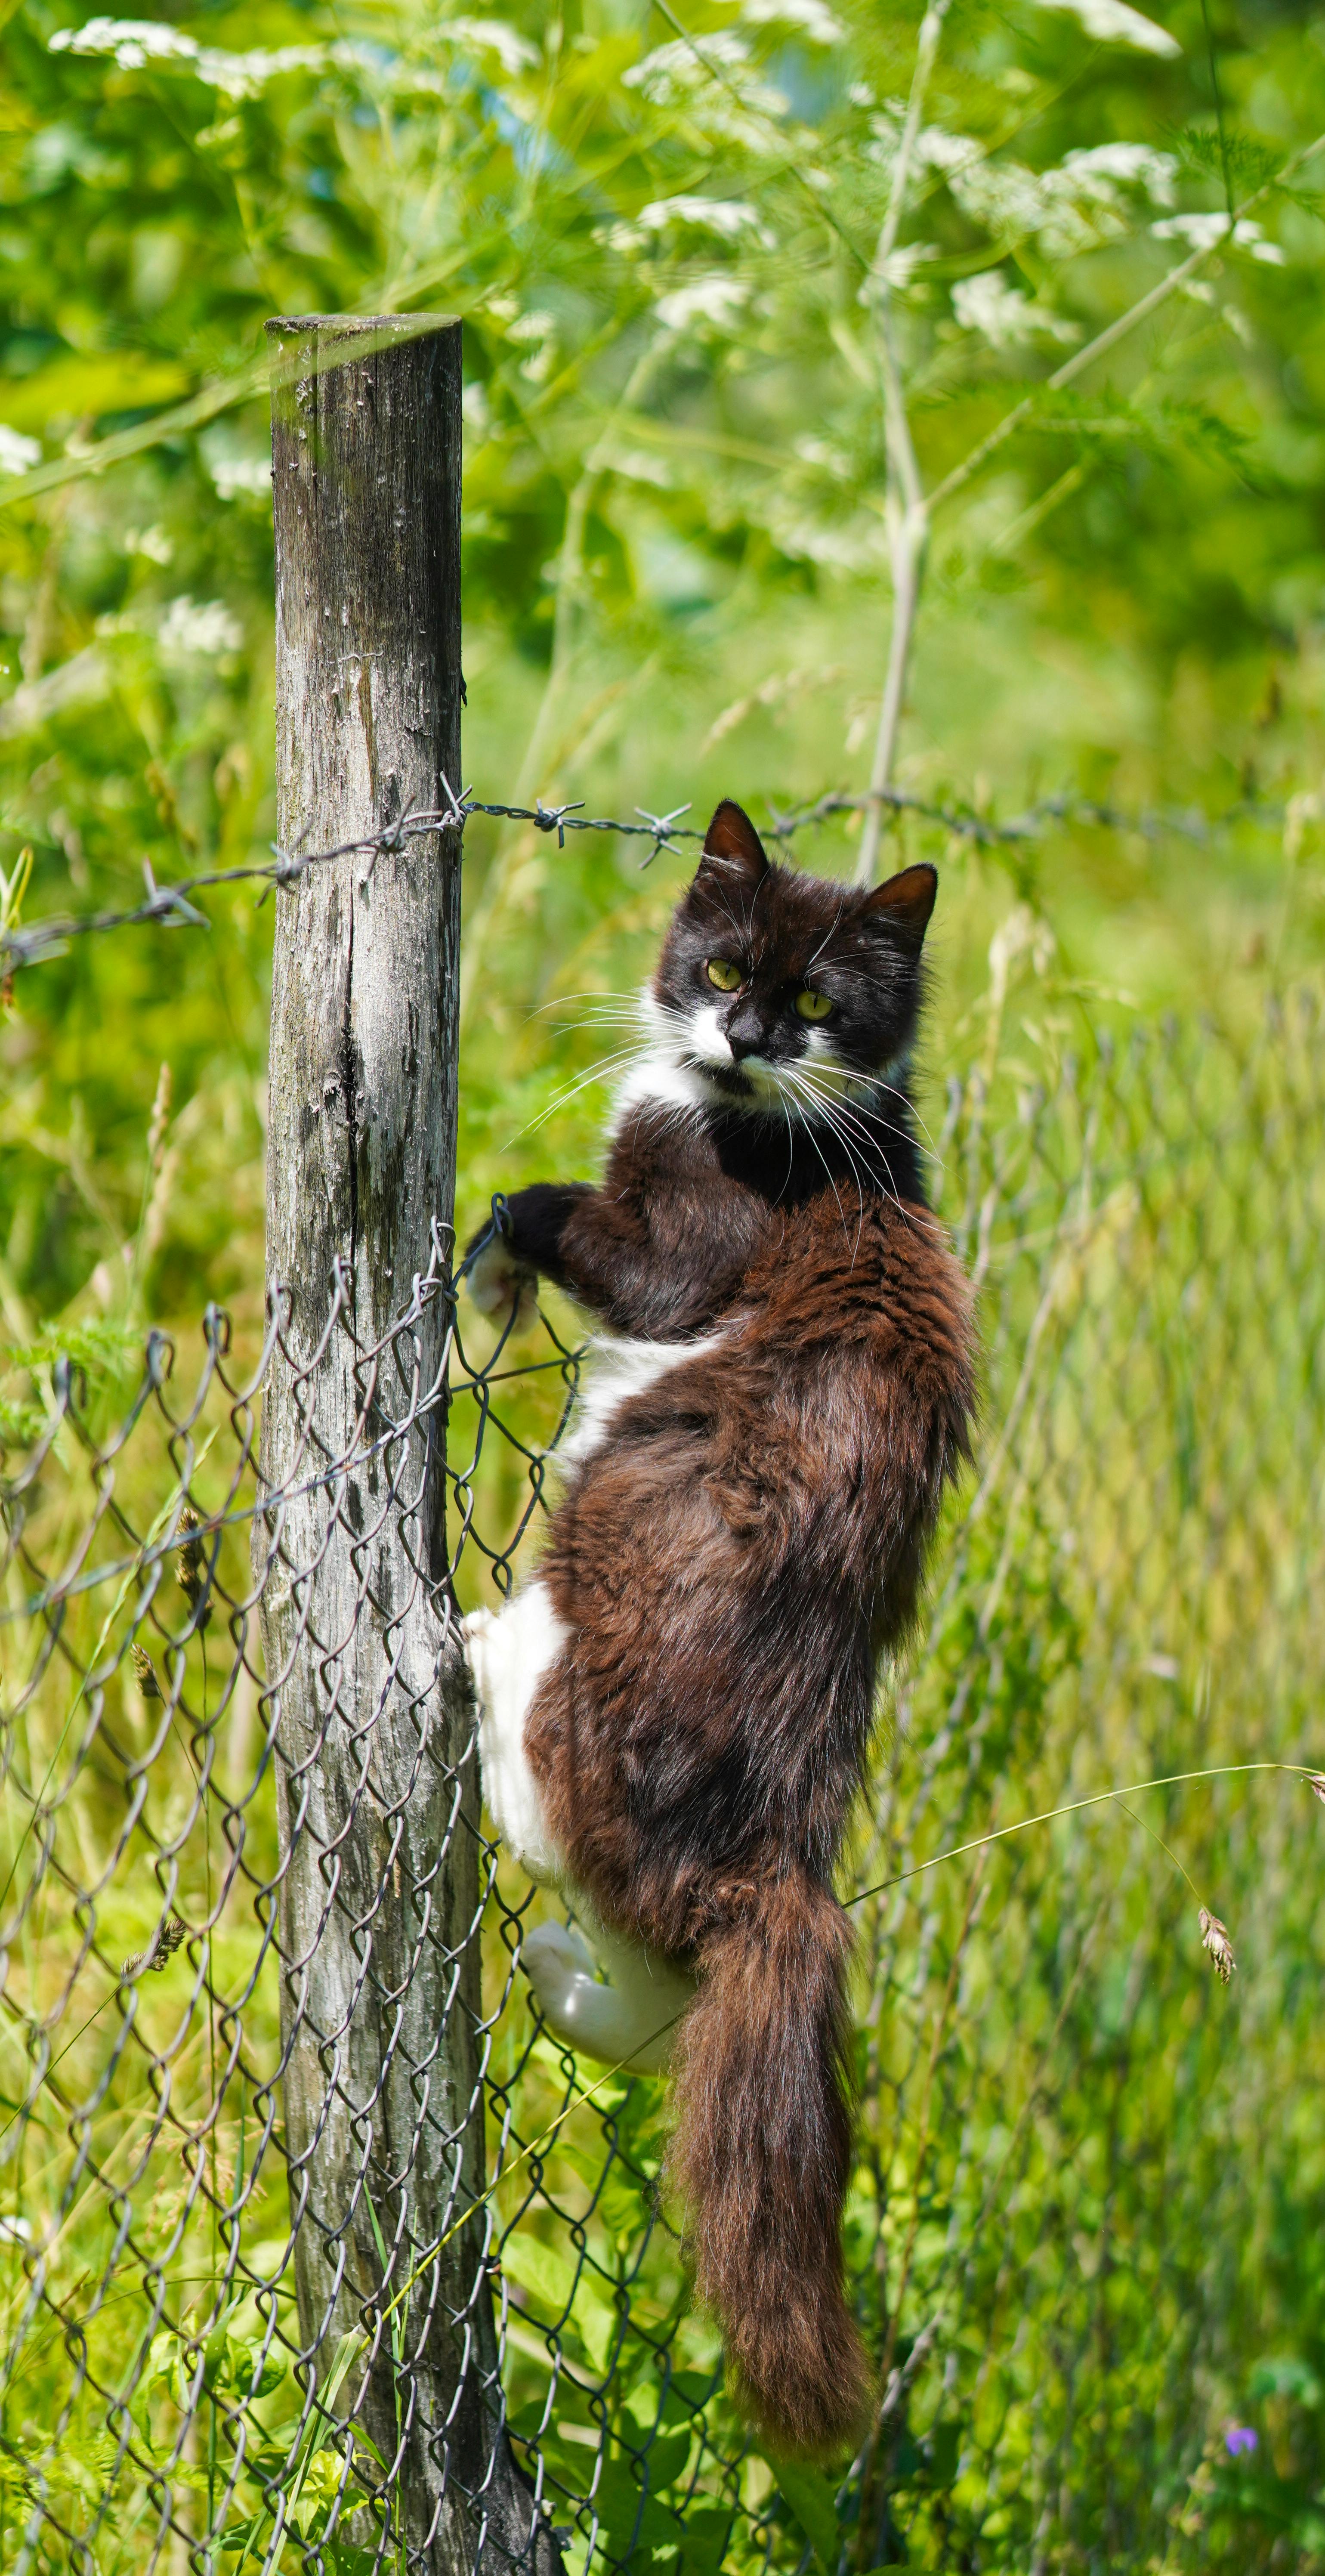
[692,799,769,897]
[862,862,937,951]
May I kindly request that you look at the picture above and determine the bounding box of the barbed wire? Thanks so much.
[0,773,1288,976]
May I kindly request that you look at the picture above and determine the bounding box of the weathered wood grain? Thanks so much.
[258,315,555,2574]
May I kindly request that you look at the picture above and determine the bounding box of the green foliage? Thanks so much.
[3,0,1325,2567]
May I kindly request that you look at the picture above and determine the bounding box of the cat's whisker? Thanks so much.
[786,1088,854,1247]
[546,1013,652,1042]
[872,1084,943,1167]
[531,988,650,1015]
[787,1065,924,1178]
[796,1045,942,1167]
[774,1063,873,1247]
[783,1065,902,1162]
[780,1068,904,1234]
[505,1045,652,1143]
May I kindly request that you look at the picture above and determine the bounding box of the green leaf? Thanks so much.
[1171,124,1284,193]
[500,2231,618,2372]
[677,2505,736,2572]
[637,2428,691,2491]
[924,2418,961,2487]
[766,2458,841,2573]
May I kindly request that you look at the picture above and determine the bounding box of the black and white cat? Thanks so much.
[463,800,974,2455]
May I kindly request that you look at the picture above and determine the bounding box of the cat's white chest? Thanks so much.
[561,1331,722,1466]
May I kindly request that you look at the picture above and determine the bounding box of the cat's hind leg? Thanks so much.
[522,1917,695,2075]
[463,1581,565,1885]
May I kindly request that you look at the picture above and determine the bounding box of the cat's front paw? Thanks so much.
[465,1231,538,1325]
[460,1605,498,1703]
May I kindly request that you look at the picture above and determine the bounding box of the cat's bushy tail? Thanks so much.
[670,1870,871,2458]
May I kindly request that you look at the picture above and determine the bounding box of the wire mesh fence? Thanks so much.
[1,973,1323,2575]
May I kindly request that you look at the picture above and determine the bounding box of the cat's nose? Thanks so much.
[726,1014,767,1061]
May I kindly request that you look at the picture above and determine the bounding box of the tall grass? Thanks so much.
[2,958,1322,2572]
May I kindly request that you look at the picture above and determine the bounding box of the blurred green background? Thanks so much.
[2,0,1325,2566]
[2,0,1323,1333]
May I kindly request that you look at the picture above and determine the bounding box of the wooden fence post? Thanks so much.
[259,315,554,2574]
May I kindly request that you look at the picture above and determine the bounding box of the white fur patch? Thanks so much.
[685,1001,733,1067]
[561,1330,722,1466]
[464,1583,566,1883]
[610,990,722,1129]
[610,988,905,1132]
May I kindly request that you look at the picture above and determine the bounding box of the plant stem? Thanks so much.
[856,0,949,888]
[855,119,1325,883]
[849,1759,1321,1907]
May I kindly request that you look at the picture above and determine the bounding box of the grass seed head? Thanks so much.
[130,1643,161,1701]
[175,1506,211,1625]
[120,1916,187,1981]
[1199,1908,1236,1984]
[1308,1775,1325,1807]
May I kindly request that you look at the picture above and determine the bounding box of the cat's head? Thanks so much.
[643,798,936,1116]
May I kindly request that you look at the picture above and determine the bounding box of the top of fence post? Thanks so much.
[264,312,462,1413]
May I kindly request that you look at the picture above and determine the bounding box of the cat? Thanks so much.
[462,799,976,2458]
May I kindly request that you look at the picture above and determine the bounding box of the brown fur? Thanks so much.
[473,806,976,2454]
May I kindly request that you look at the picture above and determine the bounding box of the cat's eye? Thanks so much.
[706,958,743,992]
[795,988,834,1021]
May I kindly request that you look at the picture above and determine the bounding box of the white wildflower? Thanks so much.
[606,195,774,254]
[911,124,982,175]
[158,597,243,659]
[740,0,845,44]
[1025,0,1181,56]
[625,31,750,93]
[123,524,174,562]
[952,274,1080,348]
[622,26,785,134]
[952,159,1073,247]
[506,309,556,343]
[51,19,206,67]
[1152,213,1285,265]
[442,17,539,75]
[506,310,557,383]
[1061,142,1177,205]
[762,506,888,570]
[899,131,1172,260]
[207,457,272,502]
[654,276,750,334]
[0,427,41,477]
[600,446,675,488]
[48,19,364,96]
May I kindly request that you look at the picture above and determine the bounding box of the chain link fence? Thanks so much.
[1,972,1322,2575]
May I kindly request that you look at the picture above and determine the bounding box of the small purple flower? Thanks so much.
[1225,2426,1258,2458]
